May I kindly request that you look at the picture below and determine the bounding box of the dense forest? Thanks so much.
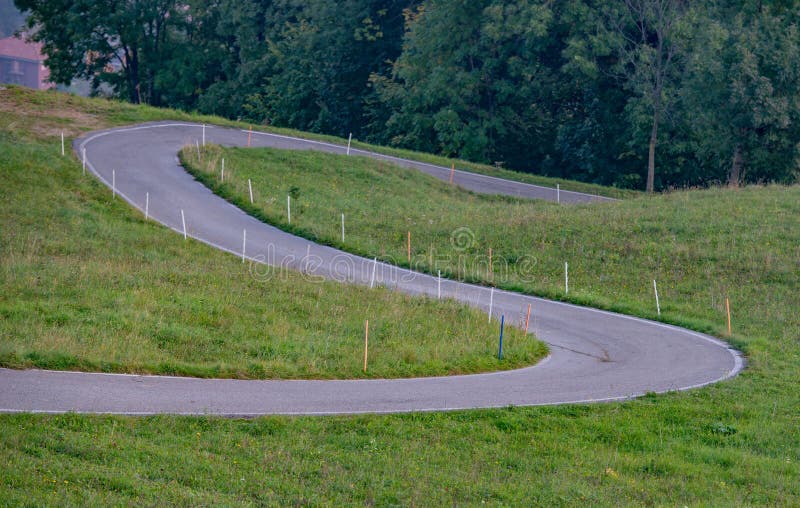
[14,0,800,190]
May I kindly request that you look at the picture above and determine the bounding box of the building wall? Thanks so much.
[0,55,46,89]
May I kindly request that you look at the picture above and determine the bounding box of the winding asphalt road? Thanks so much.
[0,122,742,415]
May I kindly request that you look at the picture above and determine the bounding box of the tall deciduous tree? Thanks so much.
[603,0,688,192]
[373,0,556,168]
[683,1,800,186]
[16,0,190,105]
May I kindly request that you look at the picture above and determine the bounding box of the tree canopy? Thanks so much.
[16,0,800,190]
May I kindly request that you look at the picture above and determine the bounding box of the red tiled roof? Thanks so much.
[0,36,45,62]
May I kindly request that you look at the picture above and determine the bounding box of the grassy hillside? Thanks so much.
[1,87,798,505]
[183,144,798,344]
[0,86,547,379]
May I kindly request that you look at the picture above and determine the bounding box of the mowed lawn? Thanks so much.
[0,87,798,505]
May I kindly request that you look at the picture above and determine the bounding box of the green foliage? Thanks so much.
[682,3,800,185]
[13,0,800,189]
[372,0,557,168]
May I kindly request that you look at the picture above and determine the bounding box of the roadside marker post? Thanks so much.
[61,132,65,156]
[565,262,569,294]
[653,279,661,316]
[407,231,411,263]
[488,287,494,322]
[248,179,254,204]
[221,158,225,182]
[202,124,206,147]
[370,257,377,289]
[488,248,493,275]
[181,209,187,240]
[449,163,455,184]
[145,192,149,220]
[242,229,246,263]
[363,319,369,372]
[524,303,531,335]
[287,195,291,224]
[557,184,561,204]
[726,297,732,335]
[347,133,352,156]
[195,140,201,160]
[438,270,442,300]
[498,314,505,360]
[112,170,116,199]
[247,126,252,147]
[341,213,345,243]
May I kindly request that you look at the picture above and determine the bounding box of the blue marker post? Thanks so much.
[498,314,505,360]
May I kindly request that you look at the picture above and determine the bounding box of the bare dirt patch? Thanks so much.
[0,86,110,139]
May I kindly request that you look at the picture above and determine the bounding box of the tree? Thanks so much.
[16,0,191,105]
[373,0,556,168]
[683,2,800,186]
[603,0,689,192]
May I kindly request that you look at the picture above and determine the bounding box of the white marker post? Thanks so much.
[202,124,206,147]
[438,270,442,300]
[557,184,561,204]
[221,158,225,182]
[248,179,254,204]
[370,257,377,289]
[181,209,187,240]
[112,170,116,199]
[81,148,86,175]
[488,287,494,323]
[145,192,149,220]
[341,213,345,243]
[347,133,352,156]
[195,140,201,160]
[287,195,291,224]
[61,132,65,156]
[653,279,661,316]
[565,262,569,294]
[242,229,246,263]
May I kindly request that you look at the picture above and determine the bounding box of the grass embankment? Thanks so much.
[0,86,546,379]
[183,144,798,340]
[1,87,798,505]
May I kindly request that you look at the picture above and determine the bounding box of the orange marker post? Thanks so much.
[449,163,455,184]
[726,297,731,335]
[407,231,411,263]
[524,303,531,335]
[363,319,369,372]
[247,126,252,147]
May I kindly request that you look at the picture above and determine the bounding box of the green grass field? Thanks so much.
[1,87,799,505]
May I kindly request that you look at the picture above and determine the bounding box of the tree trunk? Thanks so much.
[729,143,743,187]
[647,108,660,193]
[128,49,140,104]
